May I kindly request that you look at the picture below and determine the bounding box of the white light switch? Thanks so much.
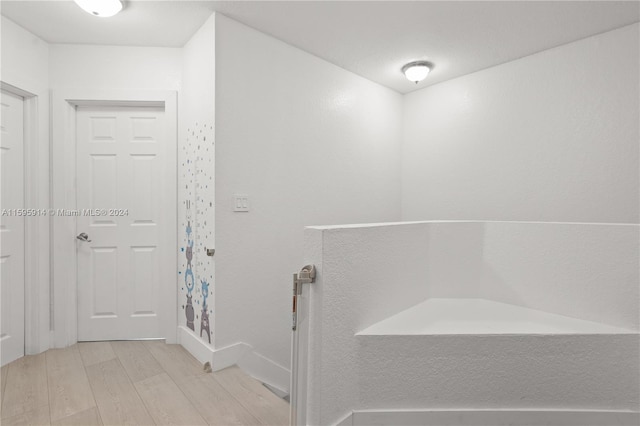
[233,194,250,212]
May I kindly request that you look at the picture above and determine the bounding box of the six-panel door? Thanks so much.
[76,106,167,341]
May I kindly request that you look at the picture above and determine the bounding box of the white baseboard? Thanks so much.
[237,348,291,395]
[177,326,215,365]
[211,341,251,371]
[348,409,640,426]
[178,327,291,394]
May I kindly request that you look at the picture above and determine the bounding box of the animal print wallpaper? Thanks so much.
[179,122,215,346]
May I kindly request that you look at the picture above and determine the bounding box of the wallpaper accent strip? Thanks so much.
[179,122,215,346]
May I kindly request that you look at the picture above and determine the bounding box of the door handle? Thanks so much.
[76,232,91,242]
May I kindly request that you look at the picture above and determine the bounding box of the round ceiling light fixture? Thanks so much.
[74,0,123,18]
[402,61,433,84]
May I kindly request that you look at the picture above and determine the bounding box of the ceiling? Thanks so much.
[2,1,639,94]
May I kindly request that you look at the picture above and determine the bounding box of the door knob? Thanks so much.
[76,232,91,242]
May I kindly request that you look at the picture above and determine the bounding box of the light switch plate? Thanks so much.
[233,194,250,212]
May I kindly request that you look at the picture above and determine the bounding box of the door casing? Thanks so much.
[0,81,48,356]
[1,88,25,365]
[51,90,178,347]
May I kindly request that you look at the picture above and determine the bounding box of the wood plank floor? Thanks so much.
[0,341,289,426]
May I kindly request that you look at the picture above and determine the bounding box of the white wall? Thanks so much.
[423,221,639,331]
[49,44,181,90]
[215,14,403,379]
[1,16,51,353]
[1,17,49,92]
[177,13,216,347]
[181,15,215,124]
[402,24,639,224]
[480,221,639,330]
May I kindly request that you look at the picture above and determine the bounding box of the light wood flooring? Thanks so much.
[0,341,290,426]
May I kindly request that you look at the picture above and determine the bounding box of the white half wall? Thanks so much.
[402,23,640,224]
[303,222,639,425]
[214,14,403,379]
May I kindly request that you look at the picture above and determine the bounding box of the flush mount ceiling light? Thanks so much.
[402,61,433,84]
[74,0,123,17]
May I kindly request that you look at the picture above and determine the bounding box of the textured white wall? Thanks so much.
[402,24,639,224]
[178,13,216,346]
[423,221,639,331]
[305,224,432,424]
[358,334,638,412]
[215,14,403,374]
[49,44,182,90]
[480,222,639,330]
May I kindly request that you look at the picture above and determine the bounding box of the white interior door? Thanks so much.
[76,105,168,341]
[0,90,25,366]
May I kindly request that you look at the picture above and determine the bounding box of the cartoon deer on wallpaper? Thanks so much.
[184,201,195,331]
[200,279,211,343]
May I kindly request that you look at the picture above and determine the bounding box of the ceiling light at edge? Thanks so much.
[402,61,433,84]
[74,0,123,18]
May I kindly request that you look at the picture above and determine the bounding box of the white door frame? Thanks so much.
[0,81,49,355]
[51,89,178,347]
